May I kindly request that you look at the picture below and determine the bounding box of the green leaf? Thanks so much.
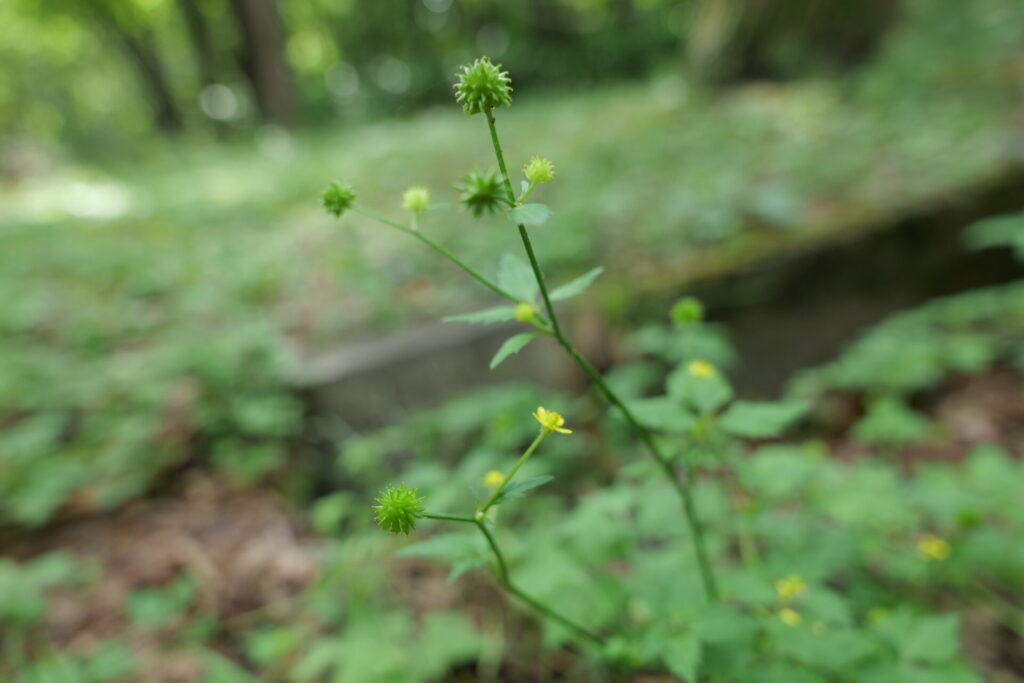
[626,396,698,433]
[719,400,809,438]
[498,253,539,302]
[667,363,734,415]
[490,332,538,369]
[963,211,1024,260]
[662,631,702,681]
[852,396,931,446]
[508,203,552,226]
[899,614,960,664]
[443,306,517,324]
[398,532,484,581]
[550,267,604,301]
[495,475,554,503]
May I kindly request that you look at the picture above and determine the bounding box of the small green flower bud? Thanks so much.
[671,297,704,324]
[402,186,431,213]
[453,56,513,115]
[321,182,357,218]
[372,484,425,535]
[456,168,506,217]
[514,302,535,322]
[523,156,556,185]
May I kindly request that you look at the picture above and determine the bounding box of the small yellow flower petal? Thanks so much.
[688,360,716,379]
[533,406,572,436]
[779,608,802,627]
[917,534,951,561]
[482,470,505,488]
[774,575,807,604]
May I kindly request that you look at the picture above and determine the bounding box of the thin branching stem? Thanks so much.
[479,432,545,514]
[483,108,719,600]
[422,510,604,645]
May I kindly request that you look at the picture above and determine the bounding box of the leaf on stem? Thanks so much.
[495,475,554,504]
[444,306,518,324]
[490,332,539,369]
[508,203,552,227]
[718,400,809,439]
[550,267,604,301]
[498,253,540,302]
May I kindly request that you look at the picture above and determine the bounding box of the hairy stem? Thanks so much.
[483,108,719,601]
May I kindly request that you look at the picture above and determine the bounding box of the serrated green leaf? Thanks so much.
[443,306,517,324]
[662,631,702,680]
[719,400,809,438]
[550,267,604,301]
[490,332,538,369]
[498,253,539,302]
[508,203,552,226]
[496,475,554,503]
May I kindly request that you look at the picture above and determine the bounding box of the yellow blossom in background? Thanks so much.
[401,186,431,213]
[687,360,716,379]
[482,470,505,488]
[917,534,951,561]
[775,575,807,604]
[779,608,802,627]
[533,406,572,435]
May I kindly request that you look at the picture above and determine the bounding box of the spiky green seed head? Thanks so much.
[671,297,704,325]
[373,484,425,535]
[523,156,556,185]
[456,168,506,217]
[453,57,512,115]
[402,186,431,213]
[322,182,357,218]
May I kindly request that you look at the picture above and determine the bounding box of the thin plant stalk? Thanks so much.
[483,109,719,601]
[479,432,545,514]
[421,511,603,645]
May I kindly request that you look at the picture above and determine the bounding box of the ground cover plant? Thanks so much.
[3,1,1024,680]
[312,57,1024,681]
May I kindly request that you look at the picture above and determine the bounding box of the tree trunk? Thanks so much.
[88,1,185,133]
[229,0,297,126]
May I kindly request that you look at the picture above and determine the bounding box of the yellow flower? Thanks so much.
[401,186,431,213]
[533,406,572,435]
[917,534,951,561]
[482,470,505,488]
[687,360,716,379]
[514,302,535,323]
[775,575,807,604]
[778,608,802,627]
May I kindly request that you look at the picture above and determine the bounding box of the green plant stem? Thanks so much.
[479,432,546,514]
[422,509,603,645]
[473,518,603,645]
[352,205,517,303]
[352,205,553,331]
[484,108,719,601]
[422,512,477,523]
